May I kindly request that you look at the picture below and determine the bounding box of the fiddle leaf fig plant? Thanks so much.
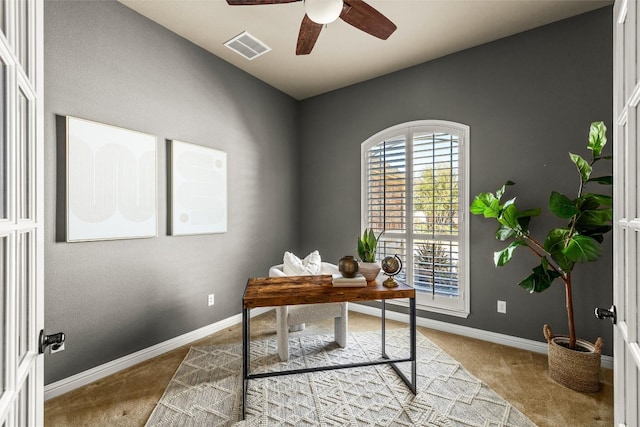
[470,121,612,350]
[357,228,382,263]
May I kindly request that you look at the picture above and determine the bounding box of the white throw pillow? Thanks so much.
[283,250,322,276]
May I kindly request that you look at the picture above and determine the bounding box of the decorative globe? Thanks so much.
[381,256,401,275]
[381,255,402,288]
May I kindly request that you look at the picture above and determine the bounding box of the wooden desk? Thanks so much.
[241,275,417,419]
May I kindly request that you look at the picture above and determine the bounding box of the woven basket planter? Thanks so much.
[543,324,602,393]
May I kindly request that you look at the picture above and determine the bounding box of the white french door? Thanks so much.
[613,1,640,426]
[0,0,43,426]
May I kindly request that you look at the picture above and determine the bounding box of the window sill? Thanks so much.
[385,298,470,318]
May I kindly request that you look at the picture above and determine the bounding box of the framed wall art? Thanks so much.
[170,140,227,236]
[66,116,157,242]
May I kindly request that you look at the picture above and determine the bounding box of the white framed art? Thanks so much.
[170,140,227,236]
[66,116,157,242]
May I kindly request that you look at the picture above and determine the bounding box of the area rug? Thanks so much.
[145,330,536,426]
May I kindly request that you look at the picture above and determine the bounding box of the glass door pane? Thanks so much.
[0,62,5,220]
[17,0,29,79]
[17,88,30,220]
[0,235,7,394]
[16,374,30,426]
[0,0,5,38]
[17,231,30,362]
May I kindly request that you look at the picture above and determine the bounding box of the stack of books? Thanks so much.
[332,273,367,287]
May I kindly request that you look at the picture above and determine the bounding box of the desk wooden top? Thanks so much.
[243,275,415,309]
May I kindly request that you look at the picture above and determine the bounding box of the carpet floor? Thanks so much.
[146,330,536,426]
[44,311,613,426]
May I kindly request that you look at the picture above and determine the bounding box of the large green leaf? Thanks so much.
[575,226,612,243]
[587,175,613,185]
[576,208,613,228]
[543,228,574,272]
[588,121,607,157]
[494,241,526,267]
[495,225,516,241]
[544,228,570,253]
[518,208,542,218]
[496,181,515,200]
[570,153,592,183]
[562,235,602,263]
[579,193,612,207]
[516,216,532,234]
[498,203,521,230]
[502,197,516,210]
[470,192,500,218]
[518,264,561,293]
[551,253,574,273]
[549,191,578,218]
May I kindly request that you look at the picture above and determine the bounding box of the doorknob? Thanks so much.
[39,330,66,354]
[594,305,617,324]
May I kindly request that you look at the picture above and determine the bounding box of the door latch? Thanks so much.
[39,330,65,354]
[594,305,617,324]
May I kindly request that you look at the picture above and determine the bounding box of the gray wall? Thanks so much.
[298,7,614,355]
[44,2,614,386]
[44,1,299,384]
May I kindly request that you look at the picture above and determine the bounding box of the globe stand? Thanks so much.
[383,275,399,288]
[381,255,402,288]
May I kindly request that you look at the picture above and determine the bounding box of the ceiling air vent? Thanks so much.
[224,31,271,60]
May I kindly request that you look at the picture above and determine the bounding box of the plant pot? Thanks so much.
[543,324,602,393]
[358,261,381,283]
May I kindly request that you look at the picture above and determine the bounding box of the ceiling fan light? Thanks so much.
[305,0,343,25]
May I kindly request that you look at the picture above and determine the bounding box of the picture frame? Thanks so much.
[169,140,227,236]
[66,116,157,242]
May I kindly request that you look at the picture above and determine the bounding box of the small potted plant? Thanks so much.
[469,121,612,392]
[357,228,382,282]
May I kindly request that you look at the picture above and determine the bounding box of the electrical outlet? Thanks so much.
[50,342,65,354]
[497,300,507,314]
[208,294,215,306]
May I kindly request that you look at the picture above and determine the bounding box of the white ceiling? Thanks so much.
[118,0,612,100]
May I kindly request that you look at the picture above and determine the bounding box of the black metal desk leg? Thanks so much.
[242,307,250,419]
[381,298,387,358]
[410,296,417,392]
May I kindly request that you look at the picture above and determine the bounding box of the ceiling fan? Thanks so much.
[225,0,397,55]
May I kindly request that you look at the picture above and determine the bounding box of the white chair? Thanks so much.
[269,262,348,361]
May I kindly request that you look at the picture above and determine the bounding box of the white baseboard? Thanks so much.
[348,303,614,370]
[43,307,272,401]
[45,304,613,400]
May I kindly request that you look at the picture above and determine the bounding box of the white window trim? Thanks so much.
[361,120,470,318]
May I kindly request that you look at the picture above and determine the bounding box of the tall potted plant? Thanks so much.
[357,228,382,282]
[469,121,612,392]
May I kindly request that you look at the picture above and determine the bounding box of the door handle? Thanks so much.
[594,305,617,324]
[39,330,66,354]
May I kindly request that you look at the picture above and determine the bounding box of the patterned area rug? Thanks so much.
[146,330,536,426]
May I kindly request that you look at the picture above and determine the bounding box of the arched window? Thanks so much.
[361,120,470,317]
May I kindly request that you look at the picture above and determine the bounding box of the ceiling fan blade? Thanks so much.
[226,0,299,5]
[340,0,397,40]
[296,15,323,55]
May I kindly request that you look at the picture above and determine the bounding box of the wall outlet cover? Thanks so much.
[497,300,507,314]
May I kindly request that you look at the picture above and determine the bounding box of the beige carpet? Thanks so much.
[146,330,536,426]
[44,311,613,427]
